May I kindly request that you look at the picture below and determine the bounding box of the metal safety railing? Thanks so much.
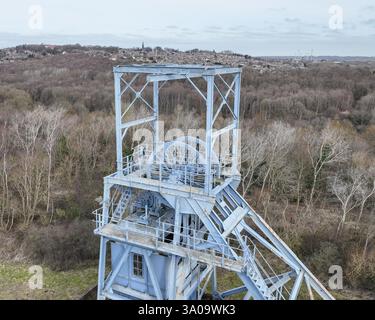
[93,209,246,268]
[118,145,233,192]
[93,208,289,290]
[93,208,292,299]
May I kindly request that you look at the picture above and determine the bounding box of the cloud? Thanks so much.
[267,7,286,13]
[228,25,246,31]
[285,18,300,23]
[362,19,375,27]
[205,26,222,31]
[362,5,375,11]
[178,29,197,36]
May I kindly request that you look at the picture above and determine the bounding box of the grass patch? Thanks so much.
[1,263,372,300]
[0,262,97,300]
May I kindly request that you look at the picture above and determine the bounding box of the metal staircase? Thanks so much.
[170,183,334,300]
[244,259,275,300]
[211,184,334,300]
[192,189,277,300]
[179,195,275,299]
[111,187,132,224]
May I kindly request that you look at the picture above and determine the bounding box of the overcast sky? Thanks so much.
[0,0,374,56]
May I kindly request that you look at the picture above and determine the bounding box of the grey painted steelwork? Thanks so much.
[92,64,334,300]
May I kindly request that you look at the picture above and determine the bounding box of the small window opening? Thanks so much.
[133,253,144,278]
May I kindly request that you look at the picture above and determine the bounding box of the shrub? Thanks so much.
[351,265,375,291]
[0,86,33,110]
[352,84,368,102]
[24,220,98,271]
[346,252,375,291]
[307,241,343,279]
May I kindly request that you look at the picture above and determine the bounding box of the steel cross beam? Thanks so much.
[147,73,203,82]
[213,81,237,121]
[120,74,139,96]
[120,116,156,130]
[186,76,207,101]
[213,77,237,124]
[104,245,132,292]
[218,74,235,95]
[120,77,154,116]
[114,65,242,76]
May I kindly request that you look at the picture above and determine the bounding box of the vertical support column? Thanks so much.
[114,72,124,174]
[97,237,107,300]
[211,266,218,299]
[173,197,182,245]
[167,197,181,300]
[182,214,189,244]
[102,180,111,225]
[153,81,159,161]
[232,73,241,176]
[205,75,214,193]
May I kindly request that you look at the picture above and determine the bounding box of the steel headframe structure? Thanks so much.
[93,64,334,300]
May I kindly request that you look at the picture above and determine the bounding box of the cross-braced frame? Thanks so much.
[93,64,334,301]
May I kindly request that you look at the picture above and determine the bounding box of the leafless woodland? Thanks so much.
[0,46,374,296]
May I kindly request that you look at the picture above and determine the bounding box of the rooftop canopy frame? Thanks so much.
[113,64,242,193]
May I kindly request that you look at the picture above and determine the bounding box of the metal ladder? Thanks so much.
[245,257,275,300]
[111,187,132,224]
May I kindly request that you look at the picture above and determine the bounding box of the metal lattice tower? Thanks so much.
[93,64,334,300]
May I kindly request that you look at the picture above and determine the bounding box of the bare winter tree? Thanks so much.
[0,122,15,231]
[288,131,310,212]
[240,126,267,197]
[12,107,45,226]
[356,169,375,224]
[67,113,115,175]
[42,108,64,217]
[258,121,296,201]
[329,169,364,237]
[362,211,375,261]
[307,123,350,206]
